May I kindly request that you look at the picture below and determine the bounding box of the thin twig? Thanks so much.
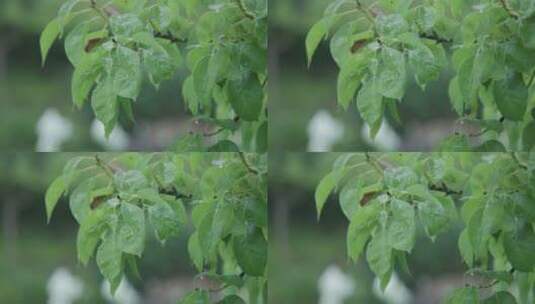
[511,152,528,170]
[499,0,519,19]
[355,0,376,25]
[95,155,115,179]
[235,0,255,19]
[365,152,384,176]
[238,152,259,175]
[419,32,453,44]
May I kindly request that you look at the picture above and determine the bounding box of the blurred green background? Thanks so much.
[0,1,202,152]
[268,153,469,304]
[269,0,459,152]
[0,153,201,304]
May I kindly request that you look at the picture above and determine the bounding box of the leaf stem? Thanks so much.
[355,0,376,25]
[95,155,115,179]
[511,152,528,170]
[365,152,385,176]
[238,152,259,175]
[89,0,110,22]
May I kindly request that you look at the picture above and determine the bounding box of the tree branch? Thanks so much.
[235,0,255,20]
[419,32,452,44]
[499,0,519,19]
[239,152,259,175]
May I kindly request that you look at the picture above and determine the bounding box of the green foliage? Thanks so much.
[40,0,267,151]
[316,152,535,303]
[308,0,535,149]
[46,152,267,303]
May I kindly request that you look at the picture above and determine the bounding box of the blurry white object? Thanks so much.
[373,272,413,304]
[318,264,355,304]
[101,279,141,304]
[307,110,344,152]
[47,267,83,304]
[91,119,129,151]
[36,108,73,152]
[362,120,401,151]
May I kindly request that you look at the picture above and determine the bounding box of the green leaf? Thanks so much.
[445,287,479,304]
[110,13,144,37]
[347,202,381,262]
[117,203,145,257]
[437,134,471,152]
[208,140,240,152]
[96,230,123,295]
[72,49,105,109]
[366,218,392,278]
[384,166,419,190]
[58,0,82,29]
[91,75,118,137]
[315,170,344,219]
[417,195,451,239]
[356,75,384,138]
[337,50,372,109]
[77,208,109,265]
[522,121,535,150]
[178,290,210,304]
[504,231,535,272]
[115,171,149,194]
[202,273,245,288]
[65,21,90,66]
[520,16,535,49]
[233,226,267,277]
[69,181,94,224]
[112,46,142,100]
[482,291,517,304]
[45,176,65,223]
[40,18,62,67]
[458,229,474,267]
[472,270,513,284]
[448,76,465,115]
[227,72,264,121]
[217,295,246,304]
[474,140,507,152]
[306,17,335,67]
[148,198,182,243]
[387,199,415,252]
[408,40,445,89]
[139,36,181,87]
[182,76,200,115]
[376,47,406,100]
[198,201,234,257]
[493,72,528,121]
[187,232,204,272]
[256,122,268,153]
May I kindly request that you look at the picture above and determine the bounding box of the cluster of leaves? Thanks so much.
[45,152,267,303]
[307,0,535,151]
[40,0,267,152]
[315,151,535,303]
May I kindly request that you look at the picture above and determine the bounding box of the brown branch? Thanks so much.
[419,32,452,44]
[154,31,186,43]
[239,152,259,175]
[499,0,519,19]
[235,0,255,19]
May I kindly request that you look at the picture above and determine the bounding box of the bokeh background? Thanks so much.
[268,153,471,304]
[269,0,460,152]
[0,153,208,304]
[0,1,210,152]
